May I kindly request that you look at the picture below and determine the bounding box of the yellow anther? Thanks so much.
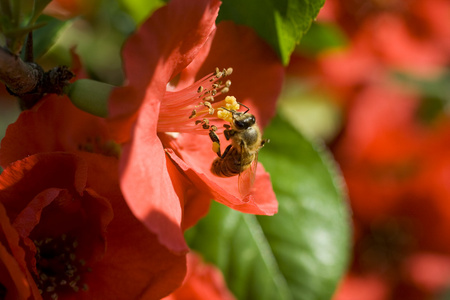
[224,96,239,110]
[217,96,240,123]
[217,110,233,123]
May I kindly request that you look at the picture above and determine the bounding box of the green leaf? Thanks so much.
[0,0,52,53]
[394,71,450,124]
[295,22,348,56]
[32,0,52,23]
[186,114,351,300]
[119,0,167,25]
[31,15,70,59]
[217,0,325,65]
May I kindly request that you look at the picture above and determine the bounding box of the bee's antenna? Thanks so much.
[237,102,250,114]
[220,107,233,113]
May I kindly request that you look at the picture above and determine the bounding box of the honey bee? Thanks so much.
[209,104,267,196]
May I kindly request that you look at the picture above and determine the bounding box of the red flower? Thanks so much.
[317,0,450,76]
[333,83,423,222]
[333,273,389,300]
[107,0,283,253]
[331,80,450,298]
[0,94,116,166]
[0,152,186,300]
[0,84,187,298]
[163,252,235,300]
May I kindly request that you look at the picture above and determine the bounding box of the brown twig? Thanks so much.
[0,46,42,95]
[0,46,74,109]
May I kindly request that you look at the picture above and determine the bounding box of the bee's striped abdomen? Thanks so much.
[210,147,254,177]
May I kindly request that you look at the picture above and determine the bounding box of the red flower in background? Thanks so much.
[318,0,450,76]
[330,80,450,298]
[108,0,283,253]
[332,83,423,222]
[283,0,450,298]
[286,0,450,110]
[333,79,450,252]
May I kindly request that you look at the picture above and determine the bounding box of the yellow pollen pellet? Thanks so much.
[212,142,220,154]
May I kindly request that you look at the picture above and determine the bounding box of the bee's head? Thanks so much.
[232,112,256,130]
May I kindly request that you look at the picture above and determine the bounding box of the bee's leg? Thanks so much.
[209,129,222,157]
[260,139,269,148]
[221,144,232,159]
[224,128,235,141]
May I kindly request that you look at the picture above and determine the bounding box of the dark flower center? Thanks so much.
[34,234,90,299]
[0,283,6,299]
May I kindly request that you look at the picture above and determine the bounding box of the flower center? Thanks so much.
[34,234,90,299]
[0,284,6,299]
[158,67,234,133]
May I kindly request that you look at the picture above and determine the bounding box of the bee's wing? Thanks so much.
[238,151,258,197]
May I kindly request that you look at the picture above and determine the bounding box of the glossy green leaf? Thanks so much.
[217,0,325,65]
[186,114,351,300]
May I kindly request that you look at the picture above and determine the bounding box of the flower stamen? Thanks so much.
[158,67,234,133]
[33,234,90,298]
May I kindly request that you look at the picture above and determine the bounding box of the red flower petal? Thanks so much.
[79,154,187,299]
[108,0,221,142]
[0,94,111,168]
[163,252,235,300]
[118,113,188,253]
[0,202,37,300]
